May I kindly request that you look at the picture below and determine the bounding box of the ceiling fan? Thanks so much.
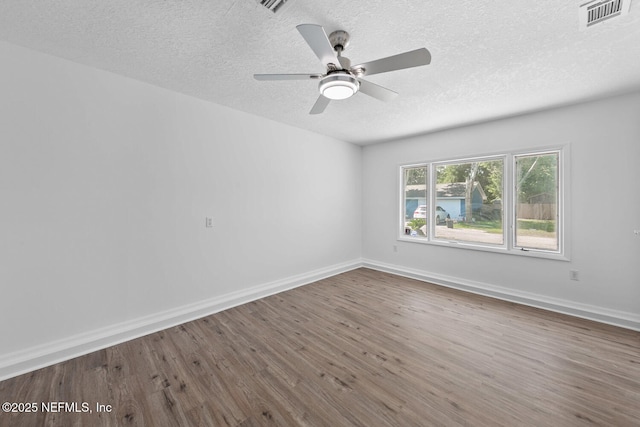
[254,24,431,114]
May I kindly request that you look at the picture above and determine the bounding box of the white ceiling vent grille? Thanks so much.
[580,0,632,28]
[256,0,290,13]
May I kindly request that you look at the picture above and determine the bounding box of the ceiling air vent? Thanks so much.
[579,0,632,28]
[256,0,290,13]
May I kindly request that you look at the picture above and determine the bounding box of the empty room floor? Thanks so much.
[1,268,639,426]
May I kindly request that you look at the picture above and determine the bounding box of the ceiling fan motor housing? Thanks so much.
[329,30,350,52]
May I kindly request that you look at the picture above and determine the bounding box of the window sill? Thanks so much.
[397,235,570,262]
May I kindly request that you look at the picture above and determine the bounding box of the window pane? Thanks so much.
[434,159,504,245]
[515,153,559,251]
[403,166,427,237]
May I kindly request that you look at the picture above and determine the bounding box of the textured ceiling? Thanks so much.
[1,0,639,145]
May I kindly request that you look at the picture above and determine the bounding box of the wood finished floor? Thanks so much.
[1,268,639,426]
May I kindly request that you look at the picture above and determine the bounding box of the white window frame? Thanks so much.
[511,148,565,256]
[398,145,570,261]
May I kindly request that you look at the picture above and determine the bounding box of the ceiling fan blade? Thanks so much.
[254,73,322,81]
[357,79,398,102]
[353,48,431,77]
[296,24,342,69]
[309,95,330,115]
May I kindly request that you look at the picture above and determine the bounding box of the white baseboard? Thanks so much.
[0,260,361,382]
[362,258,640,332]
[3,258,637,381]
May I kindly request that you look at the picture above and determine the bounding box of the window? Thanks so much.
[400,148,565,259]
[514,152,559,251]
[434,158,504,245]
[402,166,428,237]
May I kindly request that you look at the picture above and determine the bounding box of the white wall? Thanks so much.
[1,39,638,380]
[362,91,640,326]
[0,41,362,375]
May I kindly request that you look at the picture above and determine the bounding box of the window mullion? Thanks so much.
[428,162,436,240]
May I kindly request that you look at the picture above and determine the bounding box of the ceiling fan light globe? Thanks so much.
[322,84,356,100]
[319,74,359,100]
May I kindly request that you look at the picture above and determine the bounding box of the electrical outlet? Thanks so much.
[570,270,579,281]
[393,245,398,253]
[205,217,213,228]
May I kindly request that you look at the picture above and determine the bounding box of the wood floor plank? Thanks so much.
[1,268,639,426]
